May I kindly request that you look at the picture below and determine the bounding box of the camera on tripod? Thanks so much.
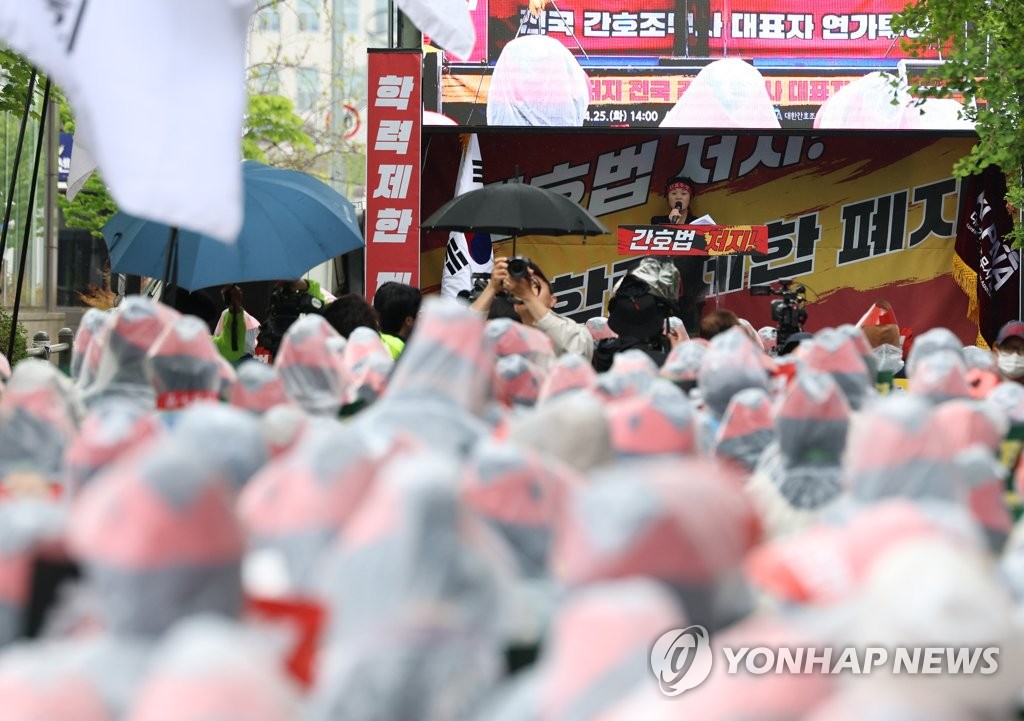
[749,279,808,353]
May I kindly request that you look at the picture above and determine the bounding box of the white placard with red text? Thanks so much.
[366,49,422,295]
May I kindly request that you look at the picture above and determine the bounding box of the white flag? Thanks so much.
[395,0,475,61]
[0,0,254,243]
[65,113,97,202]
[441,134,494,299]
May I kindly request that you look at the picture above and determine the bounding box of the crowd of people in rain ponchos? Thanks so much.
[1,286,1024,721]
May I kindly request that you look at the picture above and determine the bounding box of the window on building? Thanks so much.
[296,67,319,111]
[251,66,281,95]
[297,0,320,32]
[341,0,359,33]
[256,4,280,31]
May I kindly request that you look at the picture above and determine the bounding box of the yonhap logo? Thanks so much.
[650,624,714,696]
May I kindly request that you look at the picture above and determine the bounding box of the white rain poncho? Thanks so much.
[80,296,178,413]
[661,58,781,129]
[0,359,82,491]
[486,35,589,126]
[552,458,760,631]
[125,615,301,721]
[354,297,493,456]
[238,420,389,592]
[67,437,245,637]
[274,315,347,417]
[747,369,850,539]
[313,450,518,646]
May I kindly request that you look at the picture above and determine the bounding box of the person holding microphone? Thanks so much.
[650,176,708,335]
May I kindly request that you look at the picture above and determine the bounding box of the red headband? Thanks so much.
[667,181,694,196]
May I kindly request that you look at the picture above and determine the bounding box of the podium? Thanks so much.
[617,224,770,309]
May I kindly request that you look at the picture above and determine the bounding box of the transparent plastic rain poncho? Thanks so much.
[339,327,394,409]
[585,316,618,341]
[70,307,110,384]
[659,338,707,390]
[794,327,874,410]
[486,35,589,126]
[537,352,597,404]
[744,499,986,605]
[747,369,850,539]
[661,58,781,129]
[552,458,761,631]
[80,296,177,412]
[905,326,965,377]
[461,436,584,579]
[353,297,493,456]
[0,359,82,490]
[605,378,697,457]
[0,499,67,646]
[172,403,269,493]
[595,348,660,400]
[62,402,163,496]
[238,420,389,592]
[144,315,224,411]
[471,580,688,721]
[313,450,518,646]
[485,318,556,371]
[662,614,836,721]
[308,616,505,721]
[229,360,291,414]
[840,537,1024,716]
[836,322,880,378]
[494,354,546,409]
[843,395,963,504]
[908,349,971,403]
[986,380,1024,422]
[712,386,776,472]
[0,634,153,721]
[126,615,301,721]
[67,437,246,637]
[963,345,997,372]
[698,328,771,419]
[506,388,614,473]
[274,314,347,417]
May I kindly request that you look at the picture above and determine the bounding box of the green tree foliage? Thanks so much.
[892,0,1024,244]
[0,48,39,118]
[243,93,316,163]
[0,304,28,363]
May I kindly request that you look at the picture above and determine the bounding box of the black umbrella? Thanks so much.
[421,178,608,256]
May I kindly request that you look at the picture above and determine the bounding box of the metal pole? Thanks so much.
[9,79,51,361]
[0,69,38,284]
[44,93,59,311]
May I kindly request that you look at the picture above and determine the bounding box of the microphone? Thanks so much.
[674,202,683,211]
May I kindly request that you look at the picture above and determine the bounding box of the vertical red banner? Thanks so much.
[366,49,422,295]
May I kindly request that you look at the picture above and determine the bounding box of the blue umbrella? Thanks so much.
[102,161,363,292]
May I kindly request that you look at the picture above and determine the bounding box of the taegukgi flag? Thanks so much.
[441,134,494,298]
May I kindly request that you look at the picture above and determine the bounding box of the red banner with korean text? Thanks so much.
[617,225,769,256]
[481,0,940,62]
[365,49,422,295]
[421,130,983,344]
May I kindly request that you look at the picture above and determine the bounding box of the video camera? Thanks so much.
[749,279,808,352]
[259,282,326,355]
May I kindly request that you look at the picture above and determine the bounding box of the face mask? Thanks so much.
[997,352,1024,378]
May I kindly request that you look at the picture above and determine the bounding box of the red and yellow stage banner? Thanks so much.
[365,49,422,295]
[618,224,769,256]
[422,130,990,343]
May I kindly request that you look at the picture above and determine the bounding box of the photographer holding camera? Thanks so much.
[471,256,594,360]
